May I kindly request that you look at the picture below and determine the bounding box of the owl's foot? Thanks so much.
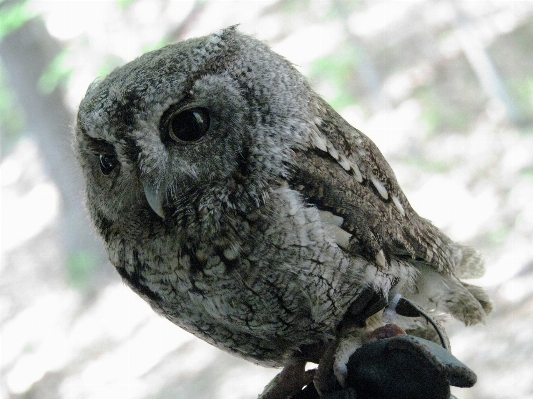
[258,360,314,399]
[312,328,360,395]
[313,323,406,396]
[385,294,451,350]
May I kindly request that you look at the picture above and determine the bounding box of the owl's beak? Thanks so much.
[143,182,165,219]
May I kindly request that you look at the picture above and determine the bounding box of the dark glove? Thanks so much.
[295,335,476,399]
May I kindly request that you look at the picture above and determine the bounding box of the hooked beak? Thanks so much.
[143,182,165,219]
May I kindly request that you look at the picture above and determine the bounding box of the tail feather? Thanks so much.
[405,261,491,327]
[462,281,493,315]
[456,245,486,279]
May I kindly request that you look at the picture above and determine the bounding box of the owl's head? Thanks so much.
[75,27,315,237]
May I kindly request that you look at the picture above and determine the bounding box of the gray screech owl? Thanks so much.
[75,27,491,396]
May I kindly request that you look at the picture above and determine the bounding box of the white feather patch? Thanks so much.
[338,154,351,171]
[330,226,352,249]
[318,210,344,227]
[350,162,364,183]
[310,130,366,185]
[376,249,387,268]
[370,174,389,200]
[327,144,340,160]
[318,211,352,249]
[392,194,406,216]
[311,130,328,152]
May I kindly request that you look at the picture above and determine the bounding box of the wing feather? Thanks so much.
[290,97,470,275]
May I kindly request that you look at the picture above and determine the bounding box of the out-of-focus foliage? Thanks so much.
[310,45,362,111]
[0,0,34,39]
[37,50,74,94]
[0,66,25,157]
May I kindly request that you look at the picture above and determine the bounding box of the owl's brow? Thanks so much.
[85,137,116,155]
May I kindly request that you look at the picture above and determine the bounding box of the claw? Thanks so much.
[382,293,402,324]
[258,361,312,399]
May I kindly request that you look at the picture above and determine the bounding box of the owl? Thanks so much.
[75,27,491,397]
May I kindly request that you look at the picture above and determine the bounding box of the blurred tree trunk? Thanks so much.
[450,0,525,125]
[0,2,110,292]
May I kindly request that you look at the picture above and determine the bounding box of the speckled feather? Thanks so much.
[74,27,491,368]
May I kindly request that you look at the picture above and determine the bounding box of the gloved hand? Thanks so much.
[295,334,476,399]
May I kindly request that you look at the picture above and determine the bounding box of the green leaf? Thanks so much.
[37,50,74,94]
[0,0,34,40]
[310,45,361,111]
[67,251,99,292]
[0,65,26,157]
[118,0,137,10]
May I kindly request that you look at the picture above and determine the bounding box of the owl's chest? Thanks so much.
[111,231,337,364]
[106,188,365,363]
[113,227,319,324]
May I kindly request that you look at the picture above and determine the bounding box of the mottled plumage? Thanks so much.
[74,26,491,389]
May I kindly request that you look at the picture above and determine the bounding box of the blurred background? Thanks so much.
[1,0,532,398]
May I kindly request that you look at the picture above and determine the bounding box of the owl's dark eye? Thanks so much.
[99,154,118,175]
[168,108,210,142]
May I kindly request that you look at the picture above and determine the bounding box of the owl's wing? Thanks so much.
[289,97,471,276]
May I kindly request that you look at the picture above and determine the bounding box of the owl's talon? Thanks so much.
[381,293,402,324]
[314,330,364,396]
[258,361,312,399]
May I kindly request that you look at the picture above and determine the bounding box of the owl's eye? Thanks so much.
[168,108,210,143]
[99,154,118,175]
